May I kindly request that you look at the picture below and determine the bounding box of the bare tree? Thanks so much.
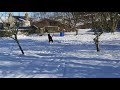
[32,12,48,21]
[93,31,103,52]
[63,12,90,35]
[108,12,119,33]
[53,12,82,34]
[0,14,24,54]
[9,25,24,54]
[92,12,119,52]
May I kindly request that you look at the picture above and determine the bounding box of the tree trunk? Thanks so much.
[96,43,100,52]
[94,35,100,52]
[75,29,78,35]
[15,35,24,55]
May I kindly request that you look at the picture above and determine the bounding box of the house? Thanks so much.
[8,13,31,27]
[6,13,38,31]
[31,18,70,33]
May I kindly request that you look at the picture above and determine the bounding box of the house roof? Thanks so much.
[13,16,26,21]
[13,16,32,21]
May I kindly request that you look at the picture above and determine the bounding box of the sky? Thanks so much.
[0,12,56,22]
[0,12,32,16]
[0,12,56,17]
[0,12,55,18]
[0,12,32,22]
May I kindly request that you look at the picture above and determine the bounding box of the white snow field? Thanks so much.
[0,29,120,78]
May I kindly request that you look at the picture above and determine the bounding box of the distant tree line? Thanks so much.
[32,12,120,33]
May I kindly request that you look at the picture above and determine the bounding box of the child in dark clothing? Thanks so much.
[48,34,53,43]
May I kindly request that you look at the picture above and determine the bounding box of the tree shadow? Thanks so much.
[11,54,120,78]
[1,37,120,78]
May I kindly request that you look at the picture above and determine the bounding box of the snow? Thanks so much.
[0,29,120,78]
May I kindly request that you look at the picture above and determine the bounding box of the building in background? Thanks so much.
[8,13,31,27]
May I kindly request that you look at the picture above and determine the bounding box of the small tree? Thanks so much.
[93,30,103,52]
[0,14,24,55]
[9,24,24,54]
[92,12,119,52]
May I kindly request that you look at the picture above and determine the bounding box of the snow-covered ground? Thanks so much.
[1,29,120,78]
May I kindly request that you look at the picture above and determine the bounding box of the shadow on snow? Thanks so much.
[0,38,120,77]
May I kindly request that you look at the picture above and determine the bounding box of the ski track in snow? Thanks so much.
[0,29,120,78]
